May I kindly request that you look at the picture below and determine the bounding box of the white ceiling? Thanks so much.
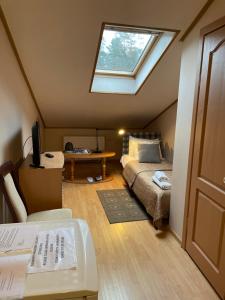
[0,0,207,128]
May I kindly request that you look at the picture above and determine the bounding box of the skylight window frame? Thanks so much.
[129,32,161,77]
[89,23,180,95]
[95,25,161,78]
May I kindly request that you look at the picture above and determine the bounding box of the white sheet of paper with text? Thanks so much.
[0,225,39,253]
[0,254,30,300]
[28,227,77,273]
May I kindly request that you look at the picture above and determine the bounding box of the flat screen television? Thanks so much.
[31,121,41,167]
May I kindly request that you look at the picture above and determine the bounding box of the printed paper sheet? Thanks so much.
[0,225,39,253]
[0,254,30,300]
[28,227,77,273]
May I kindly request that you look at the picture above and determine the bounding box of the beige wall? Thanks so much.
[44,128,124,160]
[146,102,177,162]
[0,18,42,222]
[170,0,225,240]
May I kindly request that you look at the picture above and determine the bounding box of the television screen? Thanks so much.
[32,121,40,167]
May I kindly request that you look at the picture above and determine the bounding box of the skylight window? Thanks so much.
[90,23,179,95]
[96,27,158,76]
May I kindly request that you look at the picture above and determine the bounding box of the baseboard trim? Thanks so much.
[169,228,182,244]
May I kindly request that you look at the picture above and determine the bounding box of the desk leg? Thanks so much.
[71,159,75,181]
[102,158,106,180]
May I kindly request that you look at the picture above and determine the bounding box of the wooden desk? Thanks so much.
[19,152,64,213]
[64,152,116,183]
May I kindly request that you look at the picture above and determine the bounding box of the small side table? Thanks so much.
[64,152,116,183]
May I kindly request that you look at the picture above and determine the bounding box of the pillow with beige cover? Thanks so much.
[128,136,162,160]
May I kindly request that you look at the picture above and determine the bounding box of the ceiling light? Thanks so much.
[118,129,125,135]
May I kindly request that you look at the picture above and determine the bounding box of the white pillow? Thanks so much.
[129,136,162,160]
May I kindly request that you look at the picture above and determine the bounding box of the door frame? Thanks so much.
[182,15,225,249]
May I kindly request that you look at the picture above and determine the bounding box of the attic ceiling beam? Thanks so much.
[143,99,178,129]
[0,5,46,127]
[180,0,215,41]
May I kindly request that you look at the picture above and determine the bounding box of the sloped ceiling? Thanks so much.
[0,0,207,128]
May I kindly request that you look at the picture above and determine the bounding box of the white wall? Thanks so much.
[44,128,124,160]
[146,102,177,162]
[0,17,42,223]
[170,0,225,240]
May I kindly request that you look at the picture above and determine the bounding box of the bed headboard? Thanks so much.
[122,132,161,155]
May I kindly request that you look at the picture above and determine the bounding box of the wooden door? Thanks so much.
[186,17,225,299]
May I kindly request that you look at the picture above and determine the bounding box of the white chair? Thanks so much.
[0,161,72,222]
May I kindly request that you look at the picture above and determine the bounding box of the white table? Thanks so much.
[1,219,98,300]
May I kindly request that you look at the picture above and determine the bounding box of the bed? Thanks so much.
[121,132,173,229]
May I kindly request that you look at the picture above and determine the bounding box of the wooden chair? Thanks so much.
[0,161,72,222]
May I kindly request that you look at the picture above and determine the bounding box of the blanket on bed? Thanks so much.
[123,160,172,228]
[123,160,172,187]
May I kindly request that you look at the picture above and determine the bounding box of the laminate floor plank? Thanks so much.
[63,162,219,300]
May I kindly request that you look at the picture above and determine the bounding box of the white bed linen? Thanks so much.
[120,155,136,168]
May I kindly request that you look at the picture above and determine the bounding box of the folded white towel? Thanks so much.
[154,171,168,182]
[152,176,171,190]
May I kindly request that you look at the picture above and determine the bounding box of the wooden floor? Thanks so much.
[63,162,219,300]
